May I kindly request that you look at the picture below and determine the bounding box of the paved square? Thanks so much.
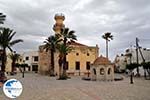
[0,73,150,100]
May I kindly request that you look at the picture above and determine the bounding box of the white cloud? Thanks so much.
[73,0,93,10]
[0,0,150,60]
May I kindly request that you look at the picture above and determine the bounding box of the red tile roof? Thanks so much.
[67,40,88,47]
[93,55,112,65]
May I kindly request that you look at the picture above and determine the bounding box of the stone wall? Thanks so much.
[38,45,51,75]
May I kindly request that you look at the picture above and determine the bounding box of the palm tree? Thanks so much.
[102,32,113,58]
[0,28,23,72]
[60,28,77,75]
[0,13,6,24]
[43,34,61,76]
[9,52,20,73]
[57,44,72,79]
[60,28,77,74]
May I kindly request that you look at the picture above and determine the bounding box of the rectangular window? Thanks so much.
[34,56,38,61]
[75,61,80,70]
[86,62,90,70]
[32,65,38,71]
[26,56,29,60]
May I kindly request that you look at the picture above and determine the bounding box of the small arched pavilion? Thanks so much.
[91,55,114,81]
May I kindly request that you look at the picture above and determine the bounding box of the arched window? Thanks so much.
[108,68,111,75]
[93,68,96,75]
[100,68,104,75]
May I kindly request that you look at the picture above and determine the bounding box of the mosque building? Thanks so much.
[38,13,99,76]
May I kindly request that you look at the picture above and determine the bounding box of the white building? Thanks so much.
[125,48,150,63]
[114,54,127,72]
[22,51,39,72]
[114,48,150,73]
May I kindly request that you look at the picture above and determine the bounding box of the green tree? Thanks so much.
[60,28,77,76]
[0,13,6,24]
[141,62,150,79]
[102,32,113,58]
[9,52,21,73]
[0,28,23,72]
[43,34,61,76]
[57,43,72,79]
[126,63,139,84]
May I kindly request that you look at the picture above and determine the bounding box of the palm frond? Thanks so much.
[9,39,23,46]
[60,27,77,42]
[102,32,114,41]
[0,13,6,24]
[8,31,16,41]
[57,44,72,54]
[7,46,13,52]
[43,35,61,52]
[102,35,107,39]
[9,52,21,61]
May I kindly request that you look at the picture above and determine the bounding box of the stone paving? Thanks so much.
[0,73,150,100]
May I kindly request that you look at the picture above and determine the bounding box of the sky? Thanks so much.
[0,0,150,60]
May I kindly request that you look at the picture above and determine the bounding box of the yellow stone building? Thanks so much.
[65,41,99,76]
[38,13,99,76]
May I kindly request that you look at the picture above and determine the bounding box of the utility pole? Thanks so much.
[135,37,140,77]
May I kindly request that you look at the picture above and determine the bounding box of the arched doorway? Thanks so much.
[100,68,104,75]
[93,68,96,75]
[108,68,112,75]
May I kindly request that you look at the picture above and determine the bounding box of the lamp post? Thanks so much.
[130,71,134,84]
[125,53,134,84]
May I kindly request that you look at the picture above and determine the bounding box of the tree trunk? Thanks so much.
[59,65,61,78]
[106,40,108,58]
[62,38,67,77]
[1,48,6,72]
[58,57,63,78]
[50,49,55,76]
[63,55,67,76]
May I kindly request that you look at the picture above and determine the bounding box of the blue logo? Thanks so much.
[3,79,23,98]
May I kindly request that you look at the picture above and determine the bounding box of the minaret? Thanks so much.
[53,13,65,34]
[53,13,65,78]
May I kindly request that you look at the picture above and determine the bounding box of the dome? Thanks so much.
[93,55,112,65]
[54,13,65,20]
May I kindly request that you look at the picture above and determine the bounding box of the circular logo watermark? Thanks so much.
[3,79,23,99]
